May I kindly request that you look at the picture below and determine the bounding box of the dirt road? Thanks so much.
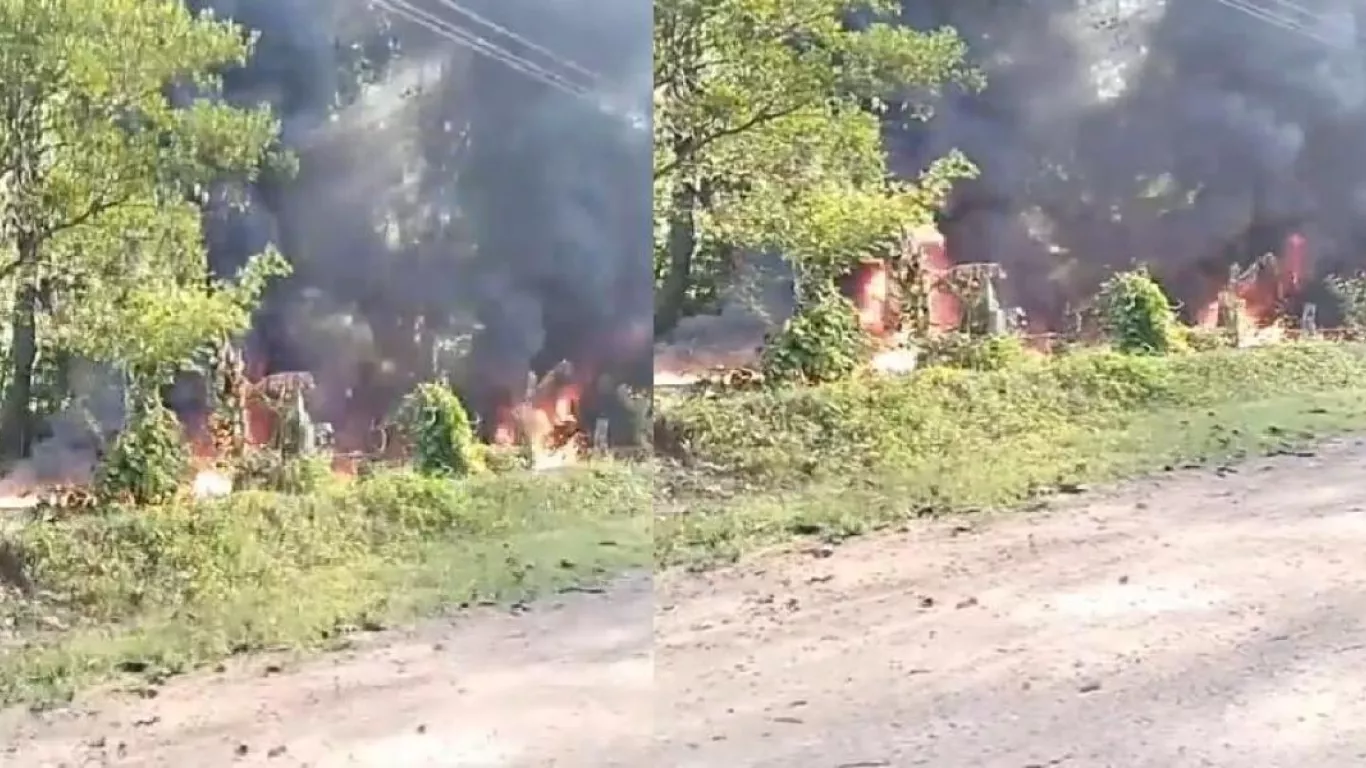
[654,437,1366,767]
[0,576,653,767]
[9,439,1366,766]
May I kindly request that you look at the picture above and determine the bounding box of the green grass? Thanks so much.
[12,342,1366,703]
[0,463,650,706]
[655,342,1366,567]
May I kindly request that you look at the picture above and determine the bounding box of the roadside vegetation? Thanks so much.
[655,338,1366,566]
[2,464,649,706]
[0,1,651,707]
[650,1,1366,569]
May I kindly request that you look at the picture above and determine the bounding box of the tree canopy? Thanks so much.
[653,0,979,332]
[0,0,290,457]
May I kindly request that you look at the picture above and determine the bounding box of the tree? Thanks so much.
[54,245,290,387]
[0,0,290,459]
[653,0,979,334]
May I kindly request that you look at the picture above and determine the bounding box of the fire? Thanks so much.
[849,228,960,337]
[851,259,892,335]
[1195,232,1309,343]
[490,362,588,470]
[916,226,961,332]
[0,341,606,509]
[191,469,233,499]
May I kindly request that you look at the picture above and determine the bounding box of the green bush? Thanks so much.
[94,399,189,506]
[919,332,1034,371]
[1096,269,1186,354]
[1327,272,1366,331]
[10,465,649,626]
[657,342,1366,484]
[1183,325,1235,352]
[761,295,869,384]
[397,382,481,477]
[233,448,333,494]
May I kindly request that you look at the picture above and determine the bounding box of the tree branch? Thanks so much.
[653,100,810,180]
[0,259,22,283]
[46,187,140,239]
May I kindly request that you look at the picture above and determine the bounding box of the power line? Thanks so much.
[370,0,593,101]
[425,0,604,88]
[1205,0,1336,46]
[1211,0,1320,38]
[373,0,588,95]
[1255,0,1328,23]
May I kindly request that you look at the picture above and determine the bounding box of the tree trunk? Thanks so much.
[655,172,699,338]
[655,28,703,339]
[2,260,39,462]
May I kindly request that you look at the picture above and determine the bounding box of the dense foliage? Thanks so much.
[398,381,482,478]
[760,293,870,384]
[93,396,189,506]
[1096,269,1186,355]
[652,0,978,335]
[1326,272,1366,333]
[0,0,290,461]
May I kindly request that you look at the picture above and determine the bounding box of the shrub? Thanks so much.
[233,448,332,494]
[919,333,1034,371]
[9,464,649,628]
[397,382,481,477]
[761,295,869,384]
[656,342,1366,484]
[94,399,188,506]
[1183,325,1235,352]
[1096,269,1186,354]
[1326,272,1366,331]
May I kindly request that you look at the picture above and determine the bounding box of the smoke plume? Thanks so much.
[200,0,652,439]
[894,0,1366,323]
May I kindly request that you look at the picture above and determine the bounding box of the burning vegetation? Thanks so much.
[487,361,591,469]
[0,0,650,511]
[0,335,634,512]
[653,218,1338,390]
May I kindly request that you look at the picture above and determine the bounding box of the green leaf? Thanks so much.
[654,0,979,320]
[0,0,291,387]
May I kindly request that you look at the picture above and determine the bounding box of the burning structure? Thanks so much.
[656,0,1362,381]
[0,0,651,502]
[195,0,650,464]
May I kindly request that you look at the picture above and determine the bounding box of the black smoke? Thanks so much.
[892,0,1366,324]
[457,0,653,427]
[193,0,651,441]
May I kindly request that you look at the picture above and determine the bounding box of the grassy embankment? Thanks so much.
[655,342,1366,566]
[9,341,1366,706]
[0,462,650,706]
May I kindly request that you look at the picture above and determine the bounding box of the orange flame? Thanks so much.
[490,367,587,468]
[920,232,961,331]
[850,259,892,335]
[1195,232,1308,338]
